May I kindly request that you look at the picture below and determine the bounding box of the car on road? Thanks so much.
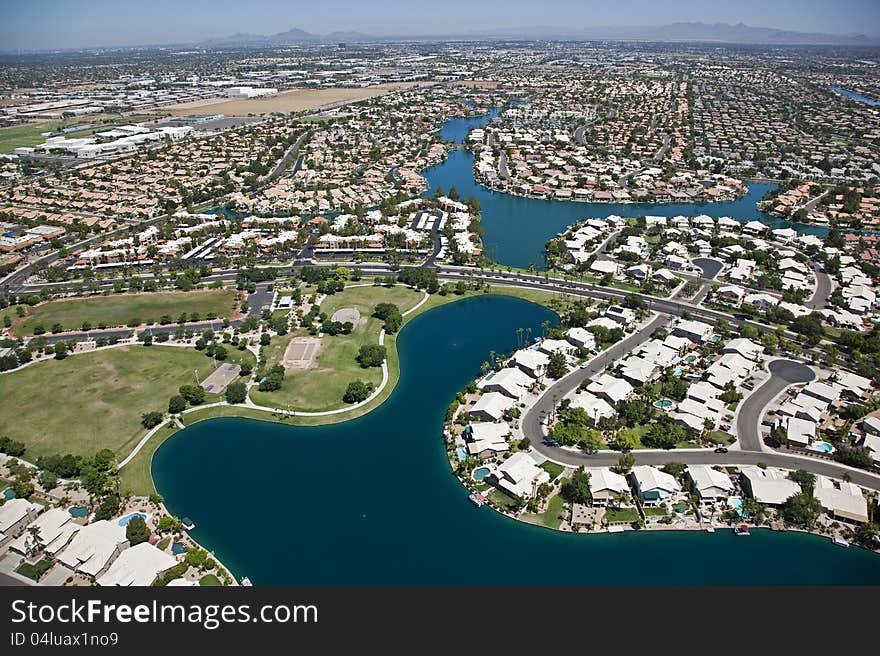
[714,447,729,454]
[580,361,591,368]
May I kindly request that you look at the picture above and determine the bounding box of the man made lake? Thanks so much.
[832,87,880,106]
[424,110,834,270]
[152,295,880,585]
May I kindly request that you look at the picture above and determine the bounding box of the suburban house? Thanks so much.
[587,373,634,406]
[0,498,43,546]
[585,468,630,506]
[673,319,714,344]
[629,466,682,506]
[8,507,79,556]
[469,392,515,421]
[813,477,869,524]
[685,465,734,503]
[509,349,549,379]
[96,542,178,587]
[565,327,596,351]
[466,422,511,457]
[739,466,800,506]
[492,452,551,499]
[56,520,129,578]
[481,367,534,400]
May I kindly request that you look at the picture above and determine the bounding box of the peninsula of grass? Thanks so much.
[12,289,239,336]
[249,284,423,412]
[0,345,226,461]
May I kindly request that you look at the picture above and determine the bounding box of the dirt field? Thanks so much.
[330,307,360,324]
[282,337,322,371]
[165,83,427,117]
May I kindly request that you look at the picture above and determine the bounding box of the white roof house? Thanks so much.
[467,422,511,455]
[0,498,42,544]
[569,392,615,423]
[8,507,77,555]
[56,520,128,577]
[469,392,515,421]
[96,542,177,587]
[629,466,681,504]
[685,465,734,502]
[813,477,869,524]
[565,327,596,350]
[835,371,872,396]
[590,259,619,276]
[538,339,575,356]
[586,468,630,505]
[493,452,550,499]
[802,381,842,405]
[587,373,634,405]
[480,367,534,400]
[673,319,714,344]
[509,349,550,379]
[785,416,817,447]
[722,338,764,361]
[739,466,800,506]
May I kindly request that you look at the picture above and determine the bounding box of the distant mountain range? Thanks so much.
[199,21,880,48]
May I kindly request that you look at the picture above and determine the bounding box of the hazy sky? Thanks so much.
[1,0,879,50]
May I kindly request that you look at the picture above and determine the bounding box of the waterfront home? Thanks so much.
[739,466,800,506]
[743,220,767,235]
[492,452,551,499]
[565,327,596,351]
[466,422,511,457]
[0,498,42,546]
[538,339,576,357]
[629,466,682,506]
[587,373,634,406]
[673,319,714,344]
[685,465,734,504]
[469,392,516,422]
[509,349,550,379]
[813,477,869,524]
[8,507,78,556]
[96,542,178,587]
[480,367,534,400]
[585,468,630,506]
[55,520,128,578]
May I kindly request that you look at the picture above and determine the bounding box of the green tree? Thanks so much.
[125,516,151,546]
[343,381,373,404]
[141,411,164,429]
[225,381,247,404]
[168,395,186,414]
[356,344,386,368]
[788,469,816,494]
[560,467,592,504]
[547,350,569,379]
[781,492,823,528]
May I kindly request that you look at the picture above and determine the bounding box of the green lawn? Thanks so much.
[15,559,53,581]
[705,430,735,446]
[199,574,223,586]
[249,284,423,412]
[489,489,522,511]
[521,493,566,529]
[156,537,171,551]
[605,508,640,524]
[0,345,223,461]
[643,506,668,516]
[540,461,565,481]
[0,122,53,153]
[13,289,239,335]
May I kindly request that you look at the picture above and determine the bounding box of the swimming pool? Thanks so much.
[672,367,683,377]
[69,507,88,518]
[653,399,673,409]
[810,441,835,454]
[171,541,188,556]
[728,496,744,517]
[472,467,491,482]
[3,488,16,500]
[455,447,468,462]
[117,512,147,527]
[683,355,697,364]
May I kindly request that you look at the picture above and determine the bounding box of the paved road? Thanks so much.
[806,262,832,310]
[736,359,816,452]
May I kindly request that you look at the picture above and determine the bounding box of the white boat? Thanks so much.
[705,526,715,533]
[734,524,750,536]
[240,577,253,586]
[468,492,486,507]
[832,537,850,548]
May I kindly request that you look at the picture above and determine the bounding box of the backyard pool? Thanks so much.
[171,541,188,556]
[683,355,697,364]
[455,447,467,462]
[3,488,16,500]
[653,399,673,409]
[69,507,88,518]
[472,467,491,482]
[672,367,683,377]
[117,512,148,527]
[810,441,835,454]
[728,496,744,517]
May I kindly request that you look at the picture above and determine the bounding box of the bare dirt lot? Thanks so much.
[165,83,427,116]
[282,337,322,371]
[330,307,360,324]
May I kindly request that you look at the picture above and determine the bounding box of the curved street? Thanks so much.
[736,359,815,452]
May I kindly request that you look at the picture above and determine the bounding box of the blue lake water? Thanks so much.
[153,295,880,585]
[832,87,880,106]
